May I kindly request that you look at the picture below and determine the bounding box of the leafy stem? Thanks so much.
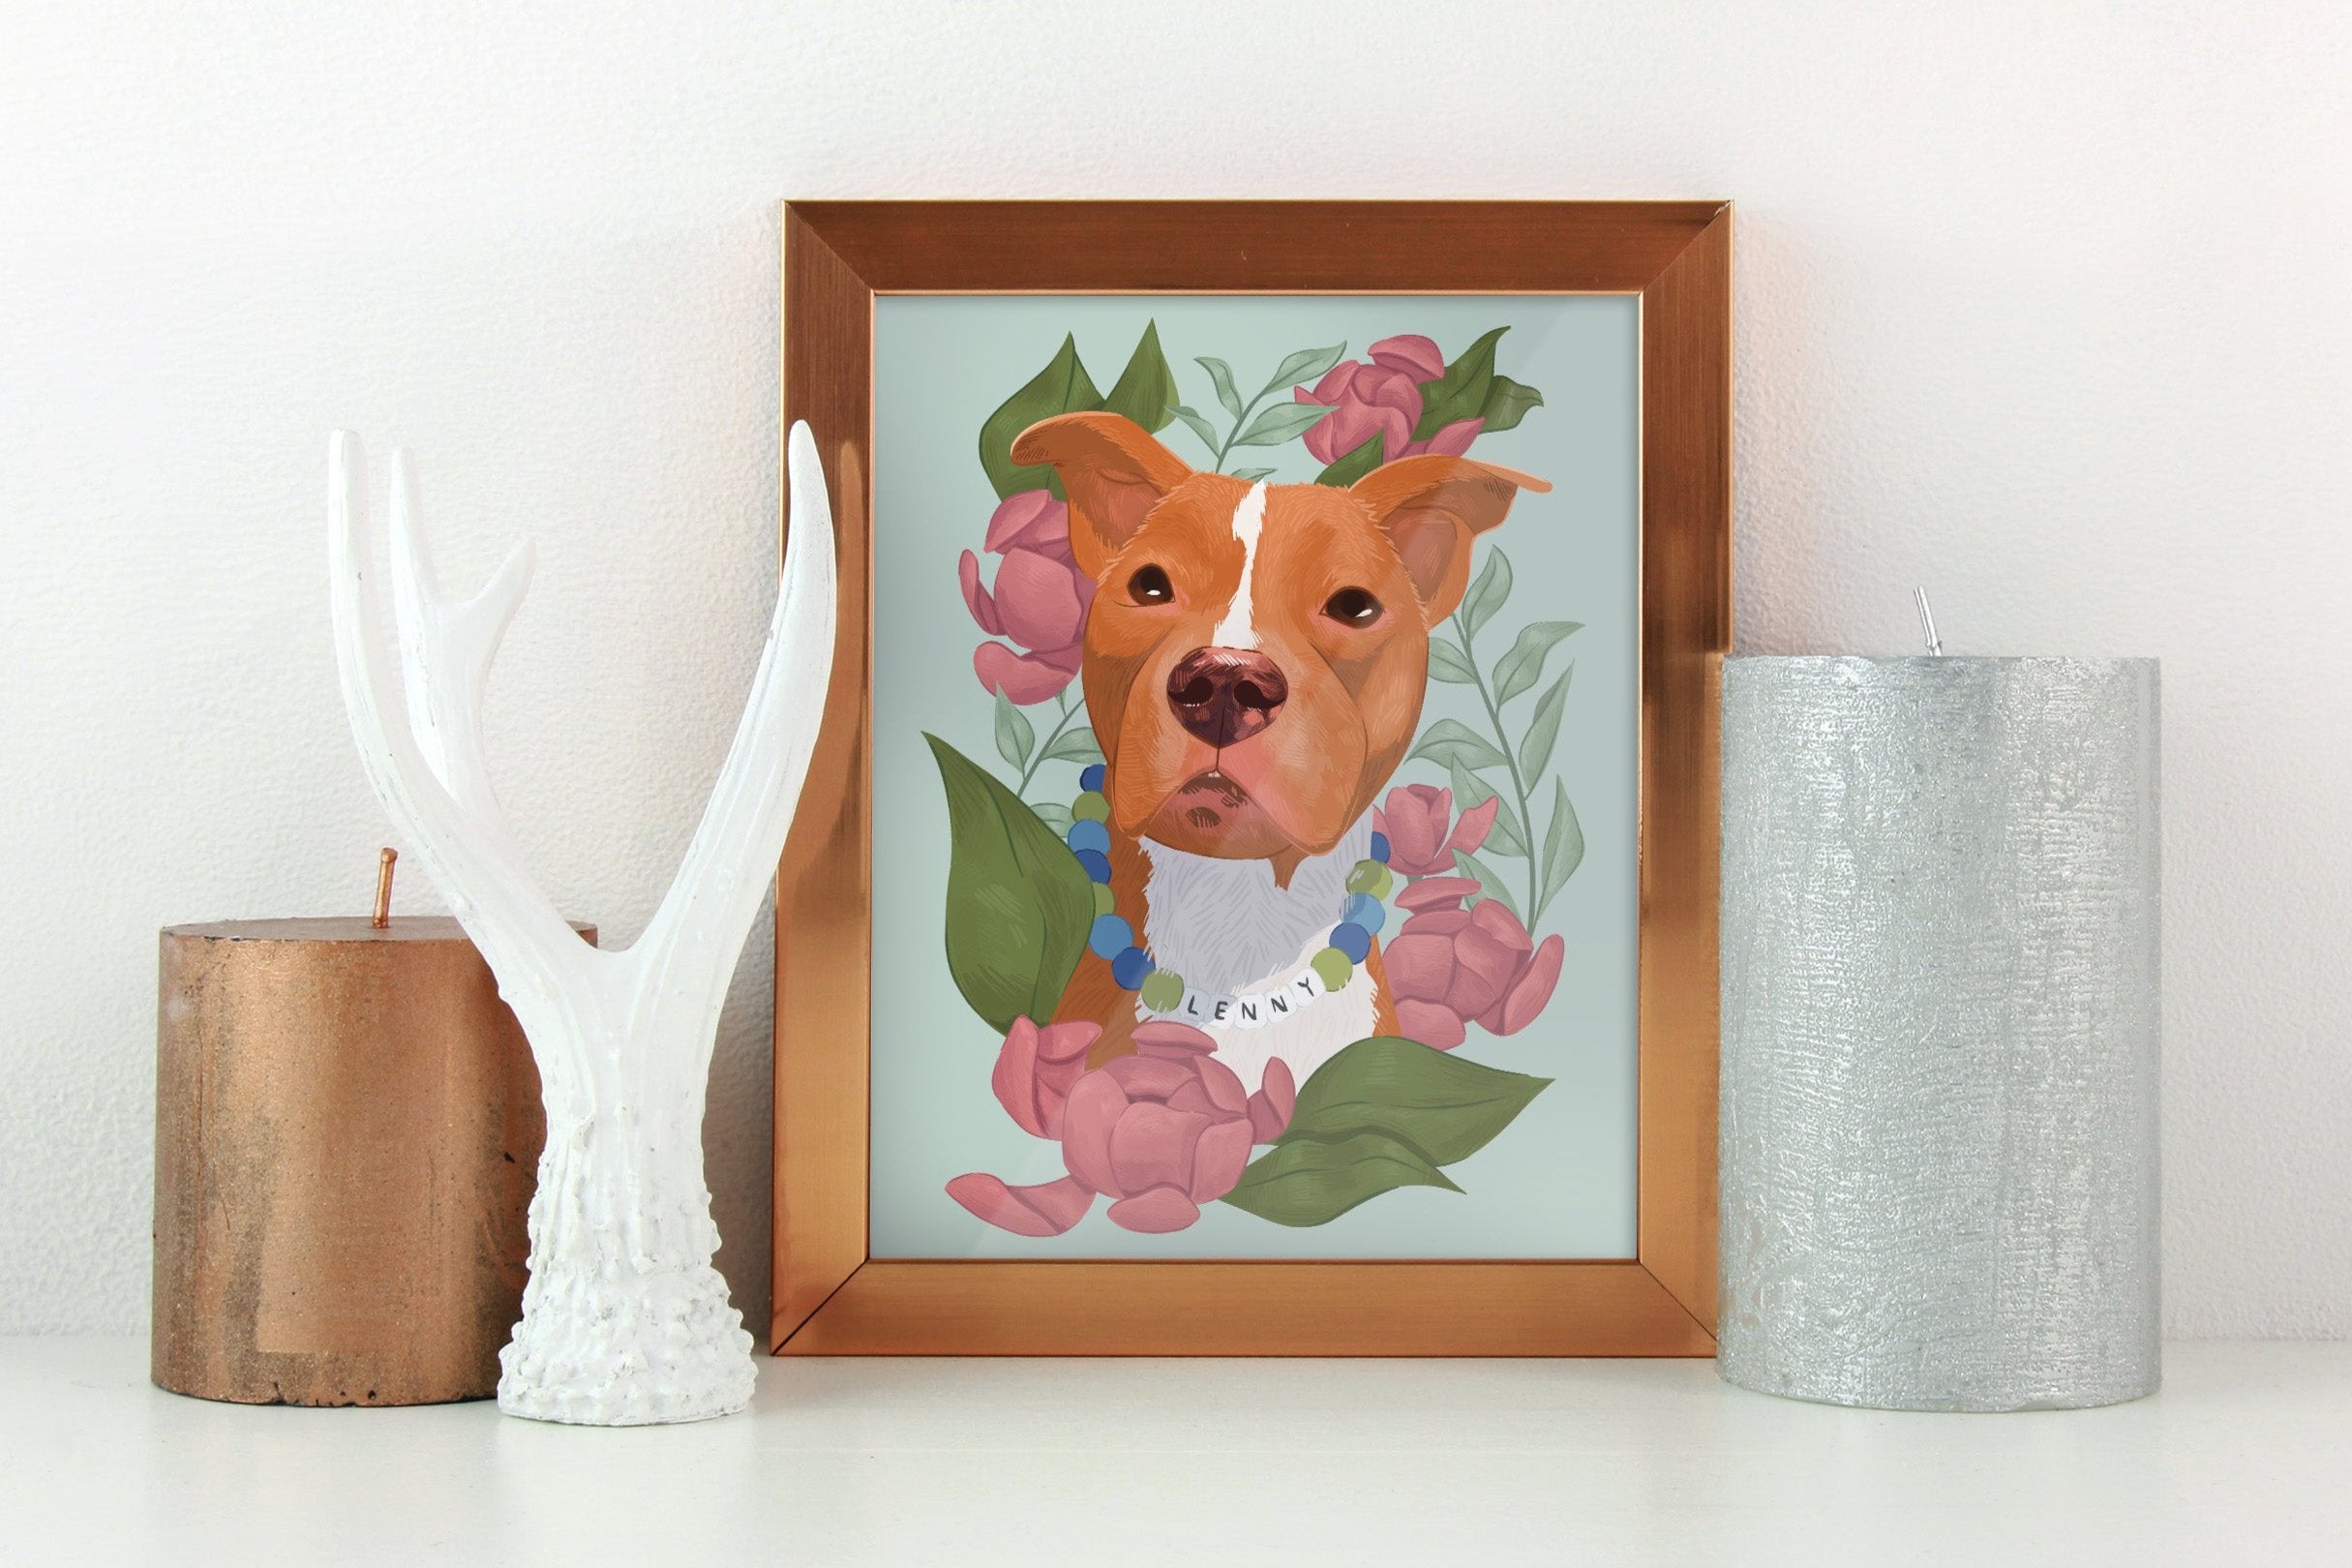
[1209,392,1274,471]
[1164,344,1347,477]
[1451,610,1542,918]
[1016,698,1085,797]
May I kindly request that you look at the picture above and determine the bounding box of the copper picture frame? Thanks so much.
[773,200,1729,1355]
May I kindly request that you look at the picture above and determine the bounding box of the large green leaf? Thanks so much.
[924,734,1095,1033]
[1492,620,1583,706]
[1233,401,1335,447]
[1519,666,1573,782]
[1480,374,1544,434]
[1427,635,1479,685]
[1407,716,1508,773]
[1314,433,1384,488]
[979,334,1102,499]
[1259,342,1347,399]
[1099,321,1178,434]
[1278,1037,1552,1166]
[1221,1130,1459,1226]
[992,689,1035,769]
[1196,356,1244,420]
[1411,325,1508,440]
[1457,547,1514,641]
[1538,776,1584,920]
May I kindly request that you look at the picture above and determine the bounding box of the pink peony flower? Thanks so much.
[1373,784,1499,878]
[1293,335,1485,468]
[988,1015,1100,1139]
[949,1021,1296,1236]
[960,489,1096,704]
[1379,877,1565,1050]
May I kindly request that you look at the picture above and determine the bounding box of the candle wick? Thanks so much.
[373,847,398,929]
[1913,588,1944,657]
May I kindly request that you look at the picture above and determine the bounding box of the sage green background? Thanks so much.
[868,295,1639,1258]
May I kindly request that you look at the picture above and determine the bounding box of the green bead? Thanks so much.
[1138,969,1185,1011]
[1071,791,1111,823]
[1345,859,1393,899]
[1311,948,1354,992]
[1091,883,1117,917]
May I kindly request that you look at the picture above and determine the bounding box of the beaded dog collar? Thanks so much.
[1060,765,1393,1026]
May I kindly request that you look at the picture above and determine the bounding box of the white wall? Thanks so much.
[3,1,2345,1338]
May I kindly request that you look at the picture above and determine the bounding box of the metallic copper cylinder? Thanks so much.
[152,917,588,1406]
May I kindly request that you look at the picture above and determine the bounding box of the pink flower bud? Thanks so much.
[1287,336,1482,469]
[963,489,1097,705]
[1381,889,1562,1050]
[1374,785,1497,878]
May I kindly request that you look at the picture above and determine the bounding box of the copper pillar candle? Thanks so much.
[153,913,589,1405]
[1718,655,2160,1411]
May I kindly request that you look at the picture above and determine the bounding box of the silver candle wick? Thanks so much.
[1914,587,1944,657]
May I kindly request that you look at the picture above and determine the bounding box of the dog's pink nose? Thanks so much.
[1166,647,1288,747]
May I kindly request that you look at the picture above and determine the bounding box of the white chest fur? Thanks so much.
[1137,819,1378,1093]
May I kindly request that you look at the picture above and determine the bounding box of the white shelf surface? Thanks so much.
[5,1338,2344,1564]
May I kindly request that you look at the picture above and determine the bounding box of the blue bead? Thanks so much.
[1073,848,1112,884]
[1067,819,1110,857]
[1342,892,1385,935]
[1369,831,1391,864]
[1079,763,1106,793]
[1109,946,1152,990]
[1330,921,1372,963]
[1089,914,1133,959]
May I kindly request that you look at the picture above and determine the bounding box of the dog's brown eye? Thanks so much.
[1323,588,1382,625]
[1128,564,1174,605]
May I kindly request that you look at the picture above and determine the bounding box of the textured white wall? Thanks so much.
[2,2,2345,1338]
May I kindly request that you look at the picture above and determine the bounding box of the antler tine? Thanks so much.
[388,448,536,823]
[636,419,838,991]
[328,433,403,756]
[328,432,584,983]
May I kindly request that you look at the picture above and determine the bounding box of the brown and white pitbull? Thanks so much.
[1010,411,1547,1091]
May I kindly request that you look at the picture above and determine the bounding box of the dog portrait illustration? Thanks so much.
[892,317,1621,1243]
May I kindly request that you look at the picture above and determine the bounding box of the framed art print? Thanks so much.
[773,201,1729,1355]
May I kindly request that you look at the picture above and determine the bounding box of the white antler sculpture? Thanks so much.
[328,423,836,1425]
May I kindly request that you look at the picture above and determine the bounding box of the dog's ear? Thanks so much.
[1010,412,1194,579]
[1350,455,1551,625]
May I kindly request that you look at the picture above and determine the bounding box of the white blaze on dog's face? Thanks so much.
[1010,412,1548,876]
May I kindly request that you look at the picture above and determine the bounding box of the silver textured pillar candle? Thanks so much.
[1718,656,2159,1411]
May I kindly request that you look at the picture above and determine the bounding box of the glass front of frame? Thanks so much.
[868,296,1640,1259]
